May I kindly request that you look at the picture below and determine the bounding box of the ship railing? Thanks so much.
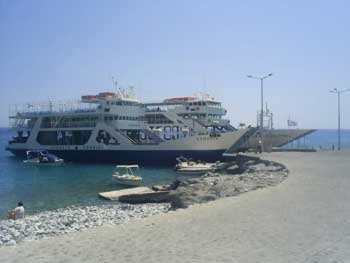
[145,103,183,112]
[9,100,98,118]
[40,121,97,129]
[194,118,230,127]
[9,118,37,129]
[145,108,167,112]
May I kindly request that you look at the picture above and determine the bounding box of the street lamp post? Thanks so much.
[247,73,273,151]
[329,88,350,150]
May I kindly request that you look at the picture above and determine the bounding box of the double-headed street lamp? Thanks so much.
[247,73,273,150]
[329,88,350,150]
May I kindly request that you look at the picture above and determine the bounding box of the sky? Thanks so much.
[0,0,349,129]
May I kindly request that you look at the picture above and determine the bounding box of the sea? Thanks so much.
[0,128,177,218]
[0,127,349,218]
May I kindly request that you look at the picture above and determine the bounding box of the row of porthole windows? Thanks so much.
[81,146,105,150]
[47,145,105,150]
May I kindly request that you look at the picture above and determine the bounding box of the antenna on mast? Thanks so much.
[112,76,118,91]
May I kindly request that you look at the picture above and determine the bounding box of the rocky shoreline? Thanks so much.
[169,156,288,208]
[0,155,288,247]
[0,203,170,246]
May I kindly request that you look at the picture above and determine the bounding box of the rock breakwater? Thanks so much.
[169,157,288,208]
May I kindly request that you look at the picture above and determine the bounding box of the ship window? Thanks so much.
[106,101,110,105]
[37,130,92,145]
[189,102,192,106]
[96,130,119,145]
[114,116,118,120]
[104,108,110,112]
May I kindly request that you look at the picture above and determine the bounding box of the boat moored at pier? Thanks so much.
[6,87,252,164]
[23,150,64,165]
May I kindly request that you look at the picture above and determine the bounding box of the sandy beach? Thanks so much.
[1,150,350,263]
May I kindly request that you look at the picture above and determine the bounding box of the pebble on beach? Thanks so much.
[0,157,288,247]
[0,203,170,247]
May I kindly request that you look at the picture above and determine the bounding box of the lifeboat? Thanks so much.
[98,92,116,99]
[81,95,98,101]
[164,97,195,103]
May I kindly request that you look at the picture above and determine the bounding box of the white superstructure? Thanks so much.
[6,88,251,164]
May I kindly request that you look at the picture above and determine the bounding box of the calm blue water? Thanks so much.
[0,128,177,218]
[1,128,349,218]
[284,129,350,149]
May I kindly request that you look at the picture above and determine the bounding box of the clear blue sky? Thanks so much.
[1,0,349,128]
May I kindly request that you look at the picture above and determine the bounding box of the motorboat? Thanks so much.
[112,165,143,187]
[23,150,64,165]
[174,157,222,175]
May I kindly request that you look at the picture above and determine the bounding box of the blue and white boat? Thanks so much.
[24,150,64,165]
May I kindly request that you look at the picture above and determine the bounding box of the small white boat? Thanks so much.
[174,157,221,175]
[112,165,143,187]
[23,151,64,165]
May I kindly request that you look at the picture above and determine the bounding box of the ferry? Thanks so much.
[6,87,252,164]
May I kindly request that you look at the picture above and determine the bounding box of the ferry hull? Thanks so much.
[8,149,226,165]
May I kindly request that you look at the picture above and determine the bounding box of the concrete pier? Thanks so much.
[237,128,316,152]
[1,150,350,262]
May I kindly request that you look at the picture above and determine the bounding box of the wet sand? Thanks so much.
[1,150,350,262]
